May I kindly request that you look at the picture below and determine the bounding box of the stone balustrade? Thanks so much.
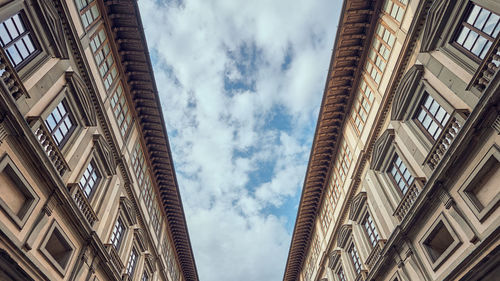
[28,117,69,176]
[426,111,467,170]
[105,243,124,274]
[470,36,500,92]
[0,47,27,100]
[68,183,98,227]
[365,239,386,270]
[394,178,425,222]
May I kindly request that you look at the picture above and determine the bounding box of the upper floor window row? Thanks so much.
[79,160,101,198]
[455,3,500,60]
[365,24,395,85]
[383,0,408,22]
[110,83,132,136]
[0,12,39,69]
[76,0,100,29]
[351,79,375,135]
[90,28,118,91]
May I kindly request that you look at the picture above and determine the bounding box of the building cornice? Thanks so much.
[99,1,199,280]
[282,1,381,280]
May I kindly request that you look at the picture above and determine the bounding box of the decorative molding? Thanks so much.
[134,228,147,252]
[337,224,353,249]
[420,0,454,52]
[328,250,342,269]
[391,65,424,121]
[370,129,395,171]
[349,192,367,222]
[66,72,97,127]
[119,197,137,226]
[36,0,69,59]
[92,135,116,176]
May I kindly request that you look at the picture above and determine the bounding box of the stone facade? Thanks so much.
[284,0,500,281]
[0,0,198,281]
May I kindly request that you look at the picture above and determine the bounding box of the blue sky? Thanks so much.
[138,1,340,280]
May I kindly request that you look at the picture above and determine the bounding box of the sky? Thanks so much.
[138,1,340,280]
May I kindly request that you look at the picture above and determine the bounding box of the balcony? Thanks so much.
[469,35,500,92]
[365,239,386,270]
[0,47,27,100]
[394,178,425,222]
[104,243,124,274]
[425,110,467,170]
[27,117,69,176]
[68,183,97,227]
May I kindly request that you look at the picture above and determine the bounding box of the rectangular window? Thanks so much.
[365,24,395,85]
[335,140,352,183]
[349,244,362,275]
[132,143,147,187]
[389,154,414,195]
[337,267,347,281]
[90,28,117,90]
[142,272,149,281]
[415,93,450,141]
[45,99,76,147]
[110,83,132,136]
[455,3,500,60]
[351,79,375,134]
[75,0,100,29]
[126,248,138,276]
[110,217,125,250]
[363,213,380,248]
[79,160,101,198]
[383,0,408,22]
[319,200,333,232]
[0,12,39,69]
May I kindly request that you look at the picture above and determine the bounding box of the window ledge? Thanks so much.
[393,178,426,222]
[68,183,98,227]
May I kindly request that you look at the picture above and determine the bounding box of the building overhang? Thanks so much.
[100,1,199,280]
[282,0,381,280]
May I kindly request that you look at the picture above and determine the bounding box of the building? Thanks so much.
[283,0,499,281]
[0,0,198,281]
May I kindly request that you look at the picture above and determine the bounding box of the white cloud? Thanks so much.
[138,0,340,280]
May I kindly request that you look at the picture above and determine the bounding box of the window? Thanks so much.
[0,12,39,69]
[90,28,117,90]
[363,213,380,247]
[423,221,454,262]
[126,248,138,276]
[349,243,362,275]
[351,79,375,134]
[132,143,147,187]
[151,201,161,235]
[45,100,76,147]
[455,3,500,60]
[365,24,395,84]
[110,217,125,250]
[337,267,347,281]
[335,140,352,183]
[383,0,408,22]
[415,93,450,141]
[389,154,414,195]
[110,83,132,136]
[79,160,101,198]
[75,0,100,29]
[142,272,149,281]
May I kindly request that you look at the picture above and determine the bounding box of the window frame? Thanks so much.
[362,211,381,248]
[413,92,452,142]
[348,242,362,276]
[350,78,376,135]
[437,0,500,75]
[0,1,51,80]
[125,246,139,278]
[451,2,500,63]
[78,159,102,199]
[387,153,415,196]
[38,88,86,155]
[109,216,126,251]
[382,0,408,24]
[364,22,396,86]
[109,82,133,138]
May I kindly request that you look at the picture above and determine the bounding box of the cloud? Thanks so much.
[138,0,340,280]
